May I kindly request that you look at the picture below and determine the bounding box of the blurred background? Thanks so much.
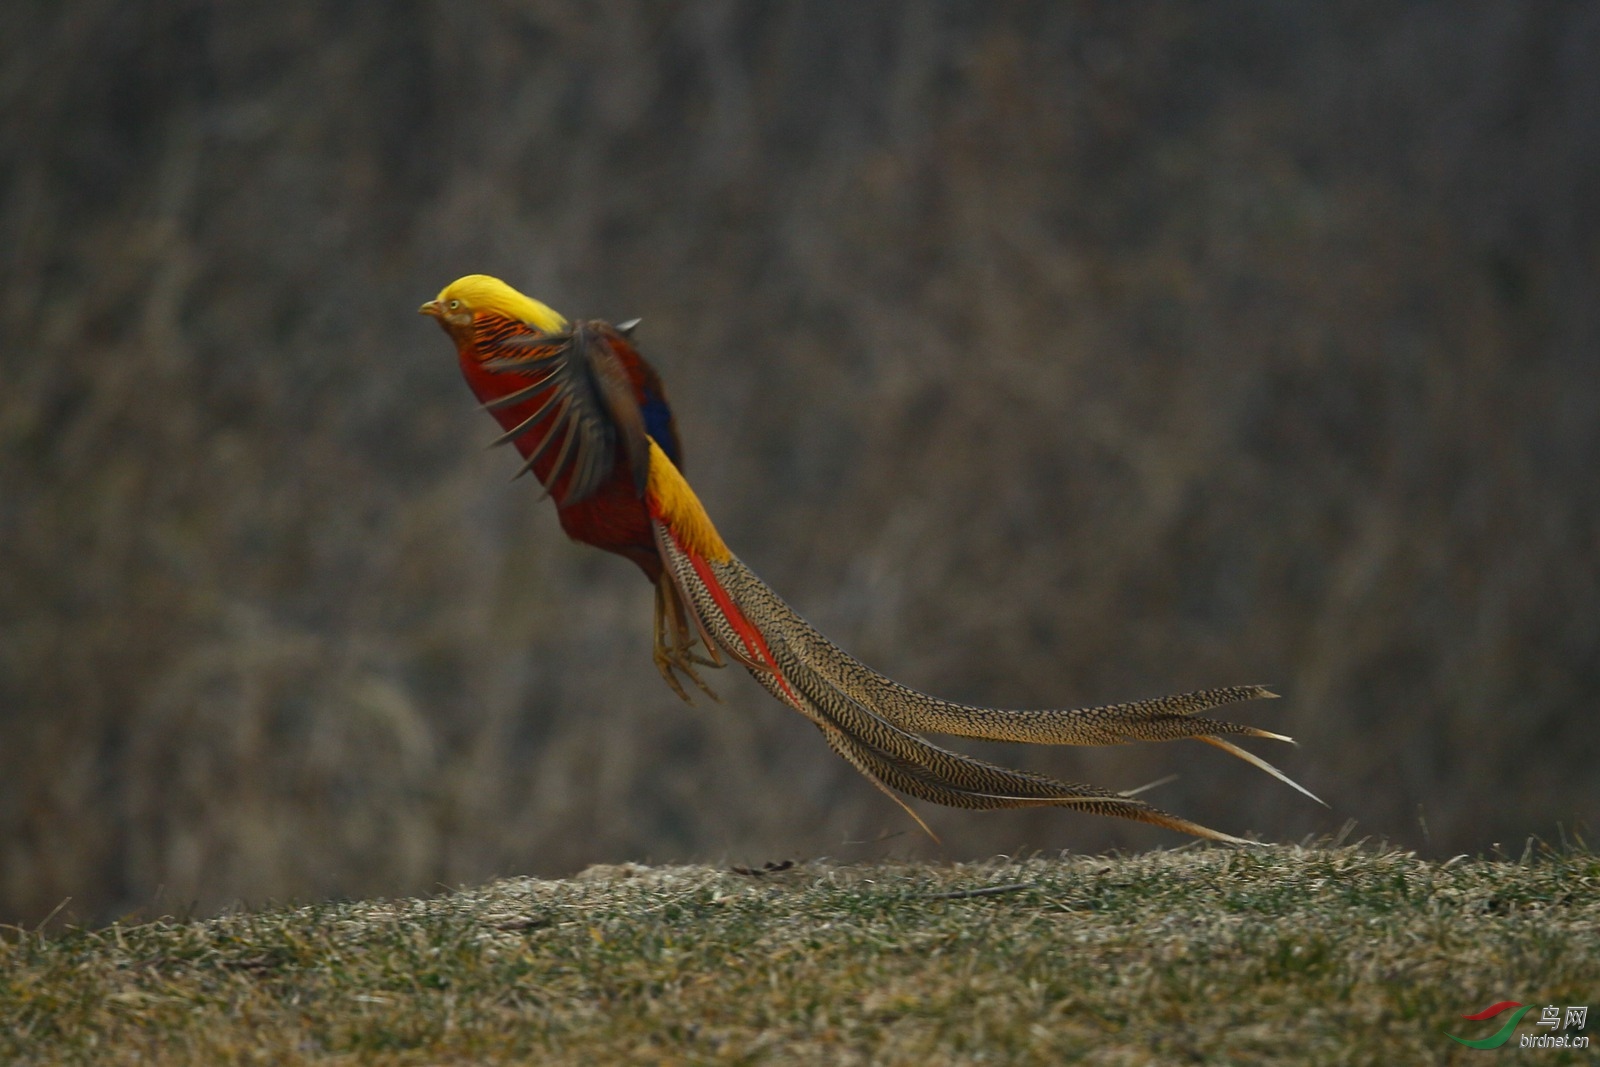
[3,1,1597,926]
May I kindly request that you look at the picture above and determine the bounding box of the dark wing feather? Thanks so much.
[475,318,652,505]
[590,343,652,497]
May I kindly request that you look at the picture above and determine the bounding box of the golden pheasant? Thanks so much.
[421,275,1322,843]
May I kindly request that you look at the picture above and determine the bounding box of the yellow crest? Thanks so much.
[433,275,568,333]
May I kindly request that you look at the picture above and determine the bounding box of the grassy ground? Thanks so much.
[1,844,1594,1065]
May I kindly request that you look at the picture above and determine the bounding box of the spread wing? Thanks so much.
[473,316,652,504]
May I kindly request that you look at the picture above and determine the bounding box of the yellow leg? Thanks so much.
[652,578,723,704]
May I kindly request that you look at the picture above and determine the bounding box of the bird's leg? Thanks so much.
[653,578,722,704]
[664,572,725,670]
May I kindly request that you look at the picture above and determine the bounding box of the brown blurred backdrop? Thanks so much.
[2,2,1597,926]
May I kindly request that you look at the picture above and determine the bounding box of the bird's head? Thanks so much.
[419,275,568,342]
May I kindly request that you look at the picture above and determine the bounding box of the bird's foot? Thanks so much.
[653,574,724,704]
[654,644,722,705]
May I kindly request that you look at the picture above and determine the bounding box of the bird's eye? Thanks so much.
[447,300,460,310]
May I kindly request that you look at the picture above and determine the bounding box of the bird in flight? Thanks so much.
[421,275,1322,843]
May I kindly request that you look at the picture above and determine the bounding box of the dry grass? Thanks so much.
[3,845,1596,1065]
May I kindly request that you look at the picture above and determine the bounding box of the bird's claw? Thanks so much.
[652,575,724,704]
[654,645,721,705]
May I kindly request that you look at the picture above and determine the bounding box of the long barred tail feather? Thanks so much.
[1197,736,1324,806]
[718,563,1298,750]
[650,510,1311,843]
[639,437,1316,841]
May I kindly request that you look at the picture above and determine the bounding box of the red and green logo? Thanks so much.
[1446,1001,1534,1049]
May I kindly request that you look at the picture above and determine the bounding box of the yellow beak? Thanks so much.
[418,300,441,317]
